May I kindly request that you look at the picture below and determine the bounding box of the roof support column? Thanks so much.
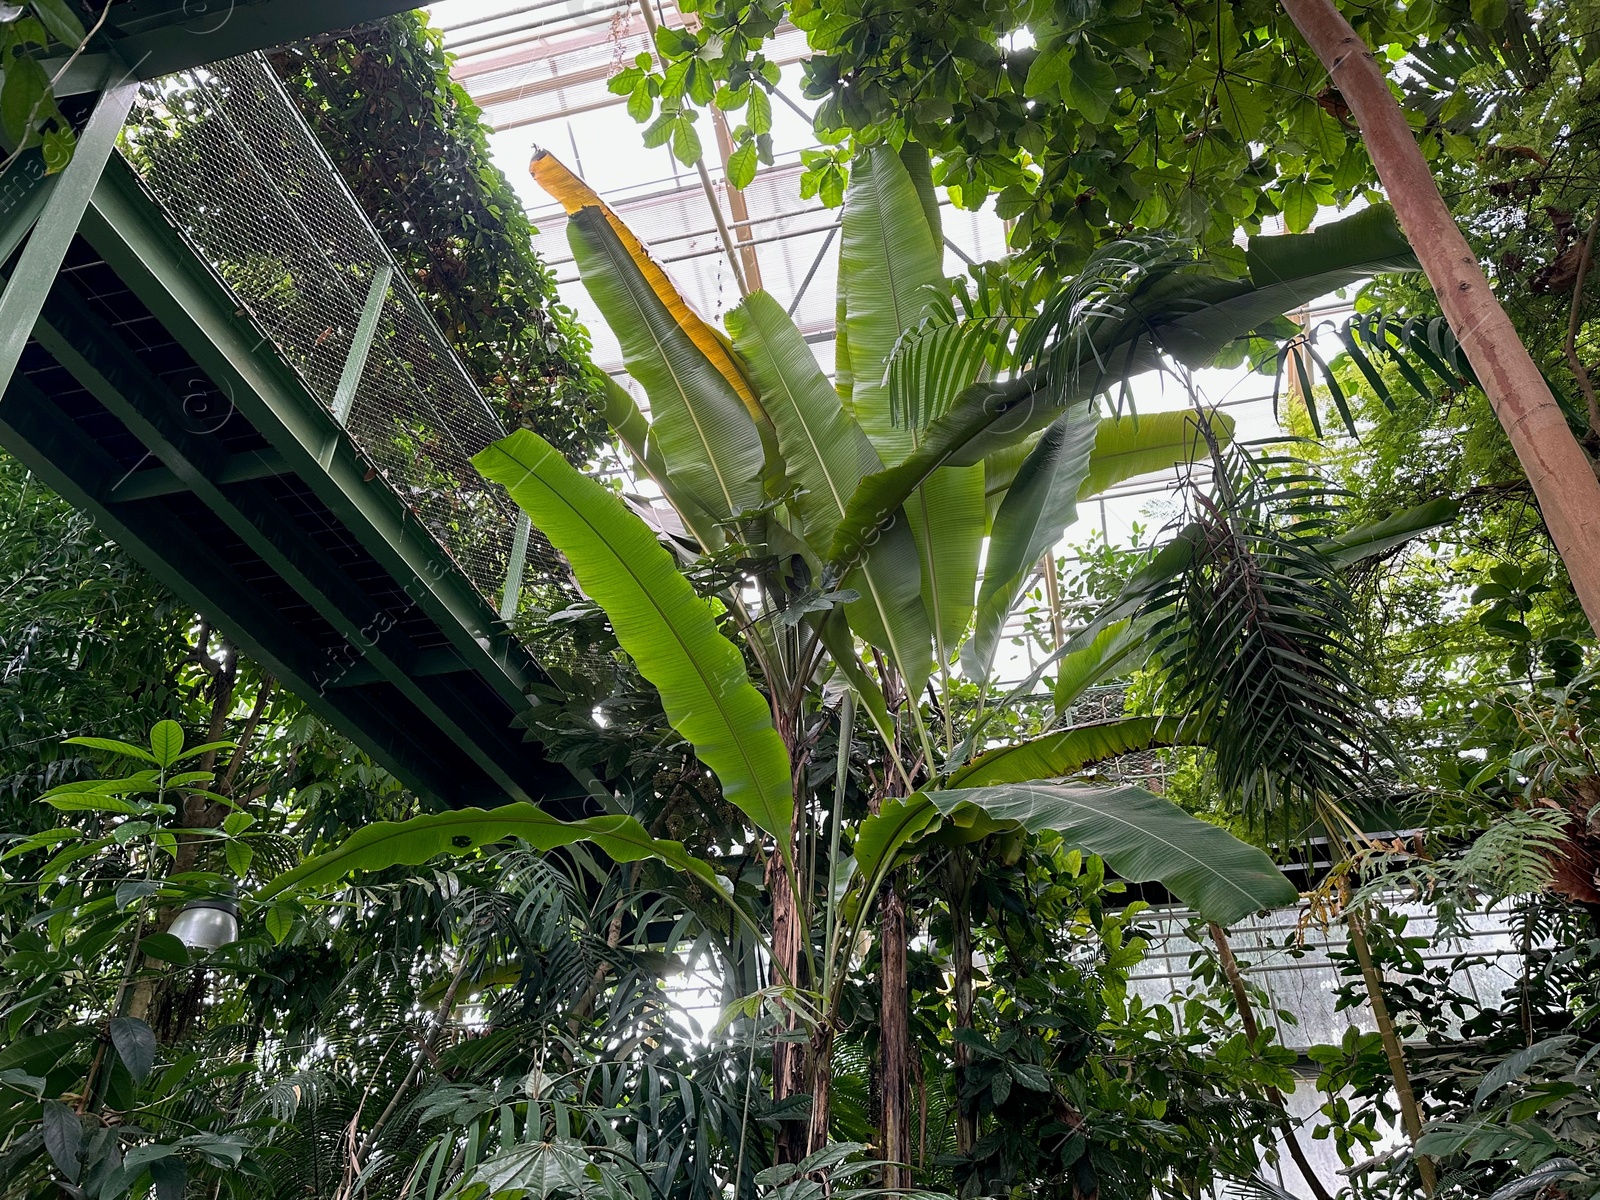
[0,77,136,396]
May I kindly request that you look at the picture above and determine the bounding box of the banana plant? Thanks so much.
[262,144,1430,1167]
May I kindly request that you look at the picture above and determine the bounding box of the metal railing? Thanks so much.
[119,52,561,622]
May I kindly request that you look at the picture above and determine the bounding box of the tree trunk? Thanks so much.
[948,853,978,1155]
[806,1025,835,1156]
[768,802,808,1164]
[1208,924,1332,1200]
[879,876,912,1187]
[1346,910,1436,1195]
[1278,0,1600,638]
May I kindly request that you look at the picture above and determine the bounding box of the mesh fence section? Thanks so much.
[118,52,568,616]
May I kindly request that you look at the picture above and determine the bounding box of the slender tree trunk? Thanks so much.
[1278,0,1600,637]
[1345,910,1436,1195]
[879,876,912,1187]
[768,809,806,1164]
[806,1026,834,1156]
[947,852,978,1155]
[1208,924,1332,1200]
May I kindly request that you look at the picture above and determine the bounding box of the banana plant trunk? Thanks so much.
[1278,0,1600,637]
[947,851,978,1154]
[879,874,913,1186]
[769,773,809,1163]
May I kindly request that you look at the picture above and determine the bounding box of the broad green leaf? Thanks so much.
[1473,1035,1577,1109]
[42,1100,81,1184]
[728,292,934,687]
[1067,43,1118,124]
[852,794,942,892]
[476,430,792,848]
[1280,179,1317,233]
[909,464,985,669]
[139,932,190,965]
[928,782,1298,924]
[62,735,158,764]
[1318,496,1461,567]
[1080,410,1235,499]
[964,403,1101,683]
[946,716,1196,787]
[817,608,900,756]
[566,207,766,523]
[600,374,723,551]
[149,720,184,768]
[0,55,50,145]
[109,1017,156,1083]
[259,802,723,897]
[1053,618,1148,710]
[727,291,882,549]
[225,839,253,879]
[32,0,86,47]
[839,142,945,461]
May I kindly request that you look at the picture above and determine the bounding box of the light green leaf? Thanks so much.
[225,839,253,880]
[1080,410,1234,499]
[476,430,792,849]
[62,735,158,765]
[928,782,1297,924]
[149,721,184,769]
[1317,496,1461,567]
[852,794,942,892]
[1281,179,1317,233]
[946,716,1196,787]
[964,403,1102,683]
[30,0,84,46]
[259,802,723,897]
[1053,618,1148,710]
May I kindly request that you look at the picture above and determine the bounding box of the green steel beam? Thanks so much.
[30,280,549,804]
[0,79,136,398]
[109,447,291,500]
[0,372,483,805]
[104,0,423,79]
[0,160,56,267]
[74,157,583,807]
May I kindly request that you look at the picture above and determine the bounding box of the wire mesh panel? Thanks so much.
[118,53,567,615]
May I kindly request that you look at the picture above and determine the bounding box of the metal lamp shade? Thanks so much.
[167,897,239,950]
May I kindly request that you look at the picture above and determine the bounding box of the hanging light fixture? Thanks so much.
[167,894,239,951]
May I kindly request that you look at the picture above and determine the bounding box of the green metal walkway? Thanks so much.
[0,10,586,811]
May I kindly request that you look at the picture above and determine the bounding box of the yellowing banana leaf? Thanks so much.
[259,804,722,897]
[531,150,764,423]
[567,207,766,524]
[475,430,793,851]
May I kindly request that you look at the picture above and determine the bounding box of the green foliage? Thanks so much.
[0,3,90,173]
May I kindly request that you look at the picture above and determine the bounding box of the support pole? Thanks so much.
[0,77,138,395]
[499,510,532,622]
[330,263,392,426]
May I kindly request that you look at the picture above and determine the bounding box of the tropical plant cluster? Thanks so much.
[4,1,1600,1200]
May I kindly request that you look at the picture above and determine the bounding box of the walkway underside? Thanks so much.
[1,153,586,812]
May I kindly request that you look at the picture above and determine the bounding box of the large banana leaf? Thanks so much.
[600,376,723,551]
[945,716,1195,788]
[963,403,1102,683]
[566,207,766,524]
[849,779,1295,925]
[260,804,722,898]
[928,783,1297,924]
[531,150,764,423]
[838,144,982,666]
[1080,410,1235,499]
[829,206,1421,567]
[475,431,793,850]
[839,142,945,460]
[729,293,935,690]
[1053,619,1149,711]
[726,292,882,549]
